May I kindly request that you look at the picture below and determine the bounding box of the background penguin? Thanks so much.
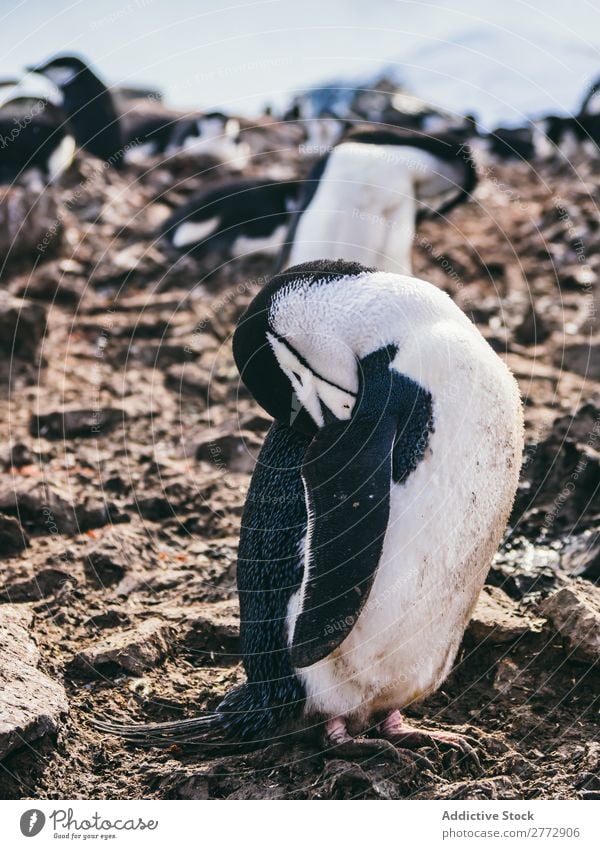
[279,128,477,275]
[0,96,75,185]
[95,259,523,759]
[28,55,124,167]
[162,177,300,260]
[166,111,251,169]
[532,113,600,159]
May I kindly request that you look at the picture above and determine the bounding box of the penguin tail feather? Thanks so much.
[92,712,232,748]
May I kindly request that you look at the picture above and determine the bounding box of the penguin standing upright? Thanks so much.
[96,260,523,758]
[28,55,124,166]
[280,128,477,275]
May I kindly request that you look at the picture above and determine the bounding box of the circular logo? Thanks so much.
[19,810,46,837]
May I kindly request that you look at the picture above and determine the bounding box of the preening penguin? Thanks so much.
[280,129,477,275]
[162,177,300,259]
[96,260,523,757]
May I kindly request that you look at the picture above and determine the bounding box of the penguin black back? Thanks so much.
[29,55,124,166]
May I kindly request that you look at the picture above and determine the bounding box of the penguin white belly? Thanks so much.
[288,326,522,726]
[286,143,417,274]
[231,224,288,258]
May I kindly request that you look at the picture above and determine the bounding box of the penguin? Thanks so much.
[166,111,251,169]
[532,113,600,160]
[481,126,535,162]
[162,177,300,259]
[279,128,477,275]
[120,109,185,163]
[95,259,523,758]
[27,55,124,167]
[579,76,600,116]
[0,96,75,185]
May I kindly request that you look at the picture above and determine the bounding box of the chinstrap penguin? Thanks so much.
[28,55,124,167]
[95,259,523,760]
[0,96,75,185]
[279,128,477,275]
[162,177,300,259]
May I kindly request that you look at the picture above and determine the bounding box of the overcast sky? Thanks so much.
[3,0,600,127]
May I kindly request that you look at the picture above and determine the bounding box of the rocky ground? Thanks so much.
[0,138,598,800]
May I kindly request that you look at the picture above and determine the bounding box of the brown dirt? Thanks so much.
[0,146,598,800]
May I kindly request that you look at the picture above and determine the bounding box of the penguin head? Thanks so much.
[233,260,377,436]
[27,55,101,94]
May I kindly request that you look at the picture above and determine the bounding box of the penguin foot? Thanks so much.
[377,710,481,772]
[323,717,433,772]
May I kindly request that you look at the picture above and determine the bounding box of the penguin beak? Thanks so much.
[290,346,401,668]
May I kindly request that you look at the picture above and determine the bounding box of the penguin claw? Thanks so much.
[323,736,434,773]
[383,727,482,773]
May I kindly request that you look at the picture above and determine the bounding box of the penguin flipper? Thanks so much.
[291,410,396,669]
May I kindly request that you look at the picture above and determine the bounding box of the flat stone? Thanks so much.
[467,586,542,643]
[0,481,123,536]
[74,618,176,676]
[0,567,74,603]
[0,513,28,557]
[0,605,68,760]
[195,431,260,475]
[539,583,600,662]
[182,600,240,663]
[31,407,125,440]
[0,292,47,363]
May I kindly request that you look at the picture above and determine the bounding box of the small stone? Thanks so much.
[195,431,260,475]
[73,618,176,676]
[0,513,28,557]
[539,583,600,662]
[0,292,47,364]
[467,586,542,643]
[31,407,125,440]
[0,605,68,760]
[183,600,240,663]
[0,567,73,602]
[514,303,551,346]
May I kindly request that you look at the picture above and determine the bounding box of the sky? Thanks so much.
[2,0,600,128]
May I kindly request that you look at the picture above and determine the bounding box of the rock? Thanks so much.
[0,292,46,363]
[0,513,28,557]
[31,407,125,440]
[165,363,224,400]
[539,583,600,662]
[132,495,173,521]
[550,403,600,445]
[514,303,551,346]
[183,600,240,663]
[73,618,176,676]
[84,543,130,587]
[0,186,62,262]
[0,481,124,536]
[555,340,600,380]
[1,442,33,470]
[83,608,132,631]
[467,586,542,643]
[0,567,73,602]
[195,431,260,475]
[560,532,600,583]
[0,605,68,759]
[493,658,525,693]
